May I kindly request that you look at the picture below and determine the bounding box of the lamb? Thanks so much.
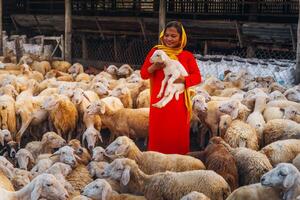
[30,158,53,178]
[68,63,91,83]
[284,87,300,102]
[261,163,300,200]
[109,86,133,108]
[104,158,230,200]
[180,191,211,200]
[0,173,69,200]
[82,178,146,200]
[283,105,300,123]
[0,92,17,135]
[11,168,33,191]
[136,89,150,108]
[225,183,282,200]
[149,50,188,108]
[87,161,108,178]
[68,139,91,165]
[41,94,78,141]
[218,99,251,122]
[15,148,35,170]
[0,129,12,147]
[117,64,134,78]
[213,137,273,186]
[92,146,110,162]
[25,131,66,160]
[105,65,119,79]
[104,136,205,175]
[266,100,300,111]
[51,60,71,72]
[263,119,300,146]
[188,136,239,191]
[260,139,300,166]
[31,60,51,75]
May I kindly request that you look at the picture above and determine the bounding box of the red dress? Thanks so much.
[140,48,202,154]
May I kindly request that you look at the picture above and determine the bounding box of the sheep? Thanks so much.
[260,139,300,166]
[263,119,300,146]
[0,129,12,147]
[45,69,74,81]
[31,60,51,75]
[180,191,211,200]
[284,87,300,102]
[1,141,18,165]
[0,170,14,191]
[188,136,239,191]
[68,63,91,82]
[15,148,35,170]
[213,137,273,186]
[91,82,110,98]
[25,131,66,160]
[51,60,72,72]
[266,100,300,111]
[19,63,44,82]
[11,168,32,191]
[87,101,148,143]
[117,64,134,78]
[136,89,150,108]
[269,90,287,101]
[82,178,146,200]
[110,86,133,108]
[68,139,91,165]
[0,156,15,178]
[0,173,69,200]
[149,50,188,108]
[105,136,205,175]
[30,158,53,178]
[92,146,110,162]
[218,99,251,122]
[105,65,119,79]
[104,158,230,200]
[0,93,17,135]
[87,161,108,178]
[42,94,78,141]
[199,76,225,96]
[283,105,300,123]
[263,106,284,122]
[225,183,282,200]
[261,163,300,200]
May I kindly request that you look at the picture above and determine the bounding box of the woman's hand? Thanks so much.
[174,76,186,84]
[148,62,166,73]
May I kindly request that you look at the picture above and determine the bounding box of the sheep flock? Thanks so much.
[0,53,300,200]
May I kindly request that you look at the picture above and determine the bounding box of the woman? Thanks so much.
[140,21,202,154]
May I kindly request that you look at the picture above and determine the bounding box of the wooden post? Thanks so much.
[0,0,2,56]
[82,34,88,60]
[158,0,166,43]
[65,0,72,62]
[295,1,300,84]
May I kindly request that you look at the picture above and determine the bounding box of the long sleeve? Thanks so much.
[140,48,156,80]
[184,52,202,88]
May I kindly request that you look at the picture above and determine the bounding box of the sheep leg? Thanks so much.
[165,75,177,96]
[157,77,168,98]
[159,88,177,107]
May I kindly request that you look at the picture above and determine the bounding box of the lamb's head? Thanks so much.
[82,179,112,200]
[180,191,211,200]
[105,136,132,158]
[92,146,106,161]
[219,115,232,137]
[150,50,168,64]
[31,173,69,200]
[103,158,137,186]
[261,163,299,190]
[105,65,118,76]
[11,168,33,190]
[192,94,207,113]
[205,76,225,90]
[284,88,300,103]
[269,90,287,101]
[82,127,103,151]
[0,129,12,146]
[117,64,134,77]
[92,82,110,96]
[219,100,240,119]
[87,100,106,115]
[126,73,141,83]
[68,139,85,155]
[52,146,81,168]
[41,132,66,151]
[15,148,35,170]
[88,161,109,178]
[195,88,211,102]
[68,63,84,75]
[92,76,110,88]
[46,162,72,177]
[31,158,53,178]
[110,86,130,98]
[283,106,300,121]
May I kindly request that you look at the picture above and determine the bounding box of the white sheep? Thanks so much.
[15,148,35,170]
[283,105,300,123]
[104,158,230,199]
[180,191,211,200]
[261,163,300,200]
[30,158,53,178]
[284,87,300,102]
[0,129,12,146]
[0,173,69,200]
[150,50,188,108]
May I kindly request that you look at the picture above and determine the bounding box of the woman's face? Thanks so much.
[163,27,181,48]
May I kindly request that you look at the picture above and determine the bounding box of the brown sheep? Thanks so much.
[68,139,91,165]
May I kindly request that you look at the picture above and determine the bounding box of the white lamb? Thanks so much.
[150,50,188,108]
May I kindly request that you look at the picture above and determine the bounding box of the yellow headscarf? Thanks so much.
[153,24,192,121]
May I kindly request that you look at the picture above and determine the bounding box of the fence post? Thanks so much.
[65,0,72,62]
[158,0,166,43]
[0,0,2,56]
[296,1,300,84]
[82,34,88,60]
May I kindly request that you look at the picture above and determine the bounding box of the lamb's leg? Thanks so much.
[157,77,168,98]
[160,88,177,107]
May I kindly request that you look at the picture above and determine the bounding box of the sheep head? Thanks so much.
[68,63,84,75]
[261,163,299,190]
[52,146,81,168]
[87,100,106,115]
[87,161,109,178]
[92,146,106,162]
[82,127,103,151]
[31,159,53,178]
[105,136,131,158]
[283,106,300,121]
[110,86,130,97]
[41,132,66,150]
[205,76,225,90]
[15,148,35,170]
[117,64,134,77]
[0,84,19,98]
[11,168,33,190]
[150,50,168,64]
[82,179,112,200]
[284,88,300,103]
[269,90,287,101]
[45,162,72,177]
[31,173,69,200]
[105,65,118,76]
[0,129,12,146]
[5,141,18,158]
[194,87,211,102]
[219,100,240,119]
[92,82,110,96]
[68,139,85,155]
[192,94,207,113]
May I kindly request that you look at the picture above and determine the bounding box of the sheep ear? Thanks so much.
[102,184,111,200]
[121,166,131,186]
[31,178,42,200]
[28,154,35,164]
[283,173,295,189]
